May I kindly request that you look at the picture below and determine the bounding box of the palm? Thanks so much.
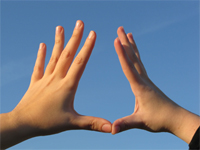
[112,27,178,134]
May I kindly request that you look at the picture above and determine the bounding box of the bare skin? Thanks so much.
[0,20,111,149]
[0,22,199,149]
[112,26,200,144]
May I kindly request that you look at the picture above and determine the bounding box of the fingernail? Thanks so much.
[102,124,111,133]
[88,31,94,39]
[115,126,120,134]
[130,33,133,39]
[39,43,44,49]
[121,26,125,33]
[75,20,82,29]
[56,26,62,34]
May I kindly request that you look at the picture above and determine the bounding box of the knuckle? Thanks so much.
[122,64,133,75]
[49,56,59,64]
[90,119,98,131]
[71,30,80,39]
[55,38,62,45]
[74,55,83,65]
[80,118,99,131]
[61,50,71,60]
[34,64,43,73]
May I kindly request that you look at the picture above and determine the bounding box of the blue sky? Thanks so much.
[1,0,199,149]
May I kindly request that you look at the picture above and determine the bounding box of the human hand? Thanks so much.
[112,27,200,144]
[2,20,111,148]
[15,21,112,134]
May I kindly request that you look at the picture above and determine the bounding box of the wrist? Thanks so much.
[1,110,37,149]
[10,108,39,138]
[166,106,200,144]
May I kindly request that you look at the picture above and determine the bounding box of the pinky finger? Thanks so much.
[31,43,46,83]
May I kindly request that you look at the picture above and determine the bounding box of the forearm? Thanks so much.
[0,111,35,149]
[167,106,200,144]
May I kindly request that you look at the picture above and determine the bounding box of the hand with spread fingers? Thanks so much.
[0,20,111,149]
[112,26,200,144]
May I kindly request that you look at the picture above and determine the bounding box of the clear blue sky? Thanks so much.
[1,0,199,149]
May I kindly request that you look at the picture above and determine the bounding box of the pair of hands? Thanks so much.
[12,19,173,134]
[5,20,199,148]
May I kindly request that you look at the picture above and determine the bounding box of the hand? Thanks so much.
[1,20,111,149]
[112,26,200,144]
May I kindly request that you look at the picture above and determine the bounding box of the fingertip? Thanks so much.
[32,43,46,82]
[117,26,124,33]
[93,30,97,37]
[38,43,46,54]
[88,30,96,40]
[39,43,45,49]
[114,37,119,45]
[56,25,64,28]
[114,37,122,47]
[127,33,133,39]
[76,20,84,23]
[112,125,121,135]
[75,20,84,29]
[114,38,124,56]
[102,123,112,133]
[56,26,64,34]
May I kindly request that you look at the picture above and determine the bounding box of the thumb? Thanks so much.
[73,115,112,133]
[112,114,142,135]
